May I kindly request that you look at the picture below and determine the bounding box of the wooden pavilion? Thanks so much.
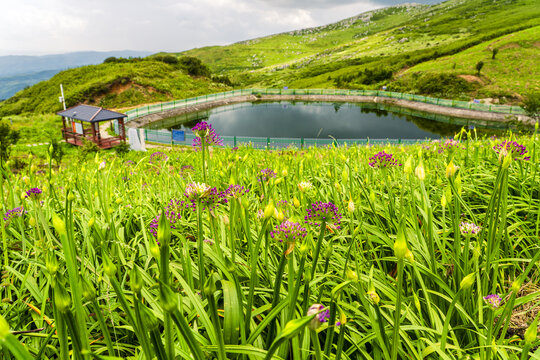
[57,105,127,149]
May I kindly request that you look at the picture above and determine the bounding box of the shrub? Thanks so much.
[179,56,211,77]
[414,73,474,97]
[522,92,540,119]
[0,121,20,167]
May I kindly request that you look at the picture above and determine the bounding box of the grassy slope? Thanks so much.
[399,25,540,97]
[179,0,539,97]
[0,61,230,116]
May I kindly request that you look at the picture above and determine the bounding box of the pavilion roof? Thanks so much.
[57,104,127,123]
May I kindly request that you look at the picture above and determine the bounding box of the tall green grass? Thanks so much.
[0,128,539,359]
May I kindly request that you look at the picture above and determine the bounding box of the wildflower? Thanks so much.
[224,184,249,199]
[25,187,42,199]
[460,222,481,236]
[149,151,169,164]
[483,294,502,310]
[270,221,307,244]
[493,141,530,161]
[149,199,185,238]
[184,182,211,201]
[298,181,313,192]
[98,160,106,170]
[347,199,355,213]
[3,206,25,224]
[305,201,342,229]
[307,304,330,330]
[438,139,462,153]
[258,168,277,182]
[368,151,401,168]
[203,239,214,245]
[192,121,223,147]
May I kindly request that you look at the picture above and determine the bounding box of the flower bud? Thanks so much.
[54,282,72,314]
[511,279,521,294]
[130,266,144,295]
[341,168,348,183]
[346,269,358,281]
[460,272,475,290]
[415,162,425,181]
[49,144,54,154]
[441,193,447,208]
[203,275,217,297]
[82,277,96,302]
[159,284,178,313]
[102,253,117,278]
[282,168,288,177]
[88,217,95,227]
[46,250,59,276]
[413,292,421,313]
[347,199,355,213]
[157,210,171,247]
[150,241,160,260]
[0,314,9,340]
[140,303,160,331]
[293,197,300,208]
[367,290,380,305]
[369,190,375,203]
[394,227,408,260]
[405,248,414,263]
[116,197,123,204]
[445,160,459,178]
[264,202,275,219]
[52,213,66,237]
[29,216,36,227]
[67,193,75,201]
[403,156,412,174]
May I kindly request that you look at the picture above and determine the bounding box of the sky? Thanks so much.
[0,0,440,56]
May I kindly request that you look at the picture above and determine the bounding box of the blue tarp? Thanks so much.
[172,130,185,142]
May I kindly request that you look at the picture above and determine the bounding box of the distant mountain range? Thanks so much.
[0,50,151,100]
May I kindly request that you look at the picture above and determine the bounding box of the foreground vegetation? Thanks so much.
[0,124,539,359]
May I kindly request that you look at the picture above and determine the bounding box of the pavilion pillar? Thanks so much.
[118,118,126,142]
[91,121,97,143]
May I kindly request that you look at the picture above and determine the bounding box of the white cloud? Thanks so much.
[0,0,441,55]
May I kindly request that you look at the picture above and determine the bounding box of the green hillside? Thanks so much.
[0,59,230,116]
[0,0,538,118]
[177,0,539,100]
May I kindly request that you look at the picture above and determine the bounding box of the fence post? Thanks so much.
[234,136,237,147]
[161,103,163,112]
[301,137,304,149]
[267,137,270,149]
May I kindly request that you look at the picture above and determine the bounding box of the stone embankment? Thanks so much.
[127,94,535,128]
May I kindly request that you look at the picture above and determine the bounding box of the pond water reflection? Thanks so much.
[146,101,515,139]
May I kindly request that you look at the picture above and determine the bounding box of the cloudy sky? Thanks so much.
[0,0,440,56]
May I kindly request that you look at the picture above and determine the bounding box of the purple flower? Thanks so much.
[192,121,223,147]
[184,183,228,211]
[270,221,307,244]
[459,222,481,236]
[3,206,26,224]
[438,139,463,153]
[307,304,330,330]
[203,239,214,245]
[483,294,502,309]
[368,151,401,168]
[257,168,277,182]
[493,141,530,161]
[25,188,42,199]
[149,199,185,238]
[305,201,342,229]
[224,184,249,199]
[149,152,169,164]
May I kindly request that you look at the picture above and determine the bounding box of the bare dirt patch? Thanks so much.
[458,74,484,85]
[533,41,540,48]
[500,42,520,50]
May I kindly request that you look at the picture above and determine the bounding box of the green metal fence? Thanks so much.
[143,128,428,149]
[125,88,526,122]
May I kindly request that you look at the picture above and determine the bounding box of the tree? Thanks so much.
[476,61,484,76]
[0,121,20,168]
[492,48,499,60]
[179,56,211,77]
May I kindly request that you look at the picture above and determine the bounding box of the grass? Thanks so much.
[0,125,539,359]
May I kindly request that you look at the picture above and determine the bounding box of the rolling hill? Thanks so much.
[1,0,538,117]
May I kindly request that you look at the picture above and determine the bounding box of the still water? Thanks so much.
[147,101,512,139]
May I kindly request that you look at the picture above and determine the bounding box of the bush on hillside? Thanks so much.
[523,92,540,119]
[179,56,211,77]
[414,73,475,98]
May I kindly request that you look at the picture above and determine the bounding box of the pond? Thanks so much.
[145,101,515,140]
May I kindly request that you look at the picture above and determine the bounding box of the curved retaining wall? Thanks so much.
[126,93,535,129]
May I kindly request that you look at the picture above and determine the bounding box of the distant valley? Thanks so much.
[0,50,151,100]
